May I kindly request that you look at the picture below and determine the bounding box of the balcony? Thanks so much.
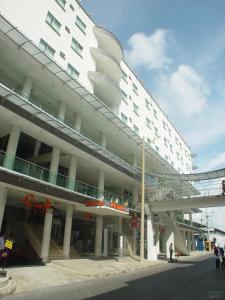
[0,150,132,208]
[88,71,122,106]
[90,47,121,83]
[93,26,123,64]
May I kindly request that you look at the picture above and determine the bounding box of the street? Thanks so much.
[5,254,225,300]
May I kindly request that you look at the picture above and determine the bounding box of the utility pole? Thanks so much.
[140,137,145,262]
[206,212,209,241]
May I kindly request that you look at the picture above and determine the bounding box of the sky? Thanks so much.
[81,0,225,231]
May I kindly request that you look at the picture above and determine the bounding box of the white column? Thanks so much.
[63,204,73,259]
[3,126,21,169]
[164,225,175,259]
[132,184,138,255]
[98,170,104,199]
[21,77,33,98]
[187,231,192,251]
[147,214,157,260]
[74,114,82,133]
[33,140,41,157]
[192,232,195,251]
[95,215,103,257]
[118,217,123,257]
[41,208,53,262]
[49,147,60,184]
[100,132,107,148]
[155,225,160,255]
[0,187,7,231]
[103,228,108,257]
[189,213,193,226]
[67,156,77,191]
[58,102,66,120]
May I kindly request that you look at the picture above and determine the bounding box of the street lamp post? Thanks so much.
[140,137,145,262]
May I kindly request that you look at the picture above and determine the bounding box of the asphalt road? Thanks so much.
[5,254,225,300]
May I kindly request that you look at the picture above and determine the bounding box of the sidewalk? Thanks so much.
[7,252,210,295]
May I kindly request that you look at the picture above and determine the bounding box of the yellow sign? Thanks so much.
[5,240,13,250]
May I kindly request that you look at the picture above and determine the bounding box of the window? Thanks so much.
[170,144,173,153]
[165,155,169,161]
[39,39,55,58]
[75,16,86,33]
[133,125,139,134]
[145,99,150,110]
[121,113,128,124]
[155,146,159,152]
[121,90,128,103]
[121,70,128,82]
[146,117,151,129]
[153,109,158,119]
[67,63,79,79]
[133,103,139,115]
[70,4,74,11]
[46,12,61,34]
[55,0,66,9]
[175,136,179,145]
[60,51,65,59]
[132,83,138,95]
[163,121,167,130]
[154,126,159,137]
[147,138,152,144]
[168,128,172,137]
[176,152,181,161]
[71,37,83,56]
[164,137,169,147]
[65,26,70,33]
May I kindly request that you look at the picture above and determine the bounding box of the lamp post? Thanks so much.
[140,137,145,262]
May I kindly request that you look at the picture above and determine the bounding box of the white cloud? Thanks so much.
[124,29,172,70]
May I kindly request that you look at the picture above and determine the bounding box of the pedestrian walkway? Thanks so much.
[6,252,210,295]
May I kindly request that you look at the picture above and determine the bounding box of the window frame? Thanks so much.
[75,15,86,34]
[67,63,80,80]
[39,39,55,58]
[71,37,83,57]
[46,11,61,34]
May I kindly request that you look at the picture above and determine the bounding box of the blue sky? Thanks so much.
[82,0,225,231]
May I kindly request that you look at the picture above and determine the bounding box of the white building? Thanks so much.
[0,0,194,264]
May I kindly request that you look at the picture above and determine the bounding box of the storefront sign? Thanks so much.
[23,194,52,210]
[5,240,13,250]
[85,200,127,213]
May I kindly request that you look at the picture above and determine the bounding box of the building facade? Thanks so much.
[0,0,194,264]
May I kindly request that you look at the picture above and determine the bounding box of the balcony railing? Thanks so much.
[0,150,131,207]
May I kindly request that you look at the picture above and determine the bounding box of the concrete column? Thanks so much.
[132,184,138,255]
[95,215,103,257]
[63,204,73,259]
[49,147,60,184]
[103,228,108,257]
[100,132,107,148]
[67,156,77,191]
[33,140,41,157]
[0,187,7,231]
[3,126,21,169]
[118,217,123,257]
[98,170,104,199]
[147,214,157,260]
[181,211,184,222]
[21,77,33,98]
[187,231,192,251]
[57,102,66,121]
[73,114,82,133]
[164,226,175,259]
[41,208,53,262]
[155,225,160,255]
[189,213,193,226]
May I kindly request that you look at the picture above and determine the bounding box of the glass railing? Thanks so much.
[0,150,131,207]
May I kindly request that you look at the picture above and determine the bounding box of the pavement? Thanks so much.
[6,251,210,296]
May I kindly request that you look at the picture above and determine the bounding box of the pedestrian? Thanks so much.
[214,246,221,270]
[169,243,173,262]
[219,247,224,270]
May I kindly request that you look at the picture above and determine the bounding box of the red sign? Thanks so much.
[23,194,52,210]
[85,200,126,212]
[85,200,104,207]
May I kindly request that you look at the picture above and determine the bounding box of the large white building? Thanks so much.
[0,0,195,264]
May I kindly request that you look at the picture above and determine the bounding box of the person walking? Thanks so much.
[169,243,173,262]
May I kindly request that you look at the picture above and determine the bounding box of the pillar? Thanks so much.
[147,214,157,260]
[67,156,77,191]
[3,127,21,169]
[118,217,123,258]
[21,77,33,99]
[95,215,103,258]
[63,204,73,259]
[100,132,107,148]
[132,184,138,255]
[0,187,7,231]
[189,213,193,226]
[98,170,104,199]
[155,225,160,255]
[58,102,66,121]
[49,147,60,184]
[41,208,53,262]
[73,114,82,133]
[103,228,108,257]
[33,140,41,157]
